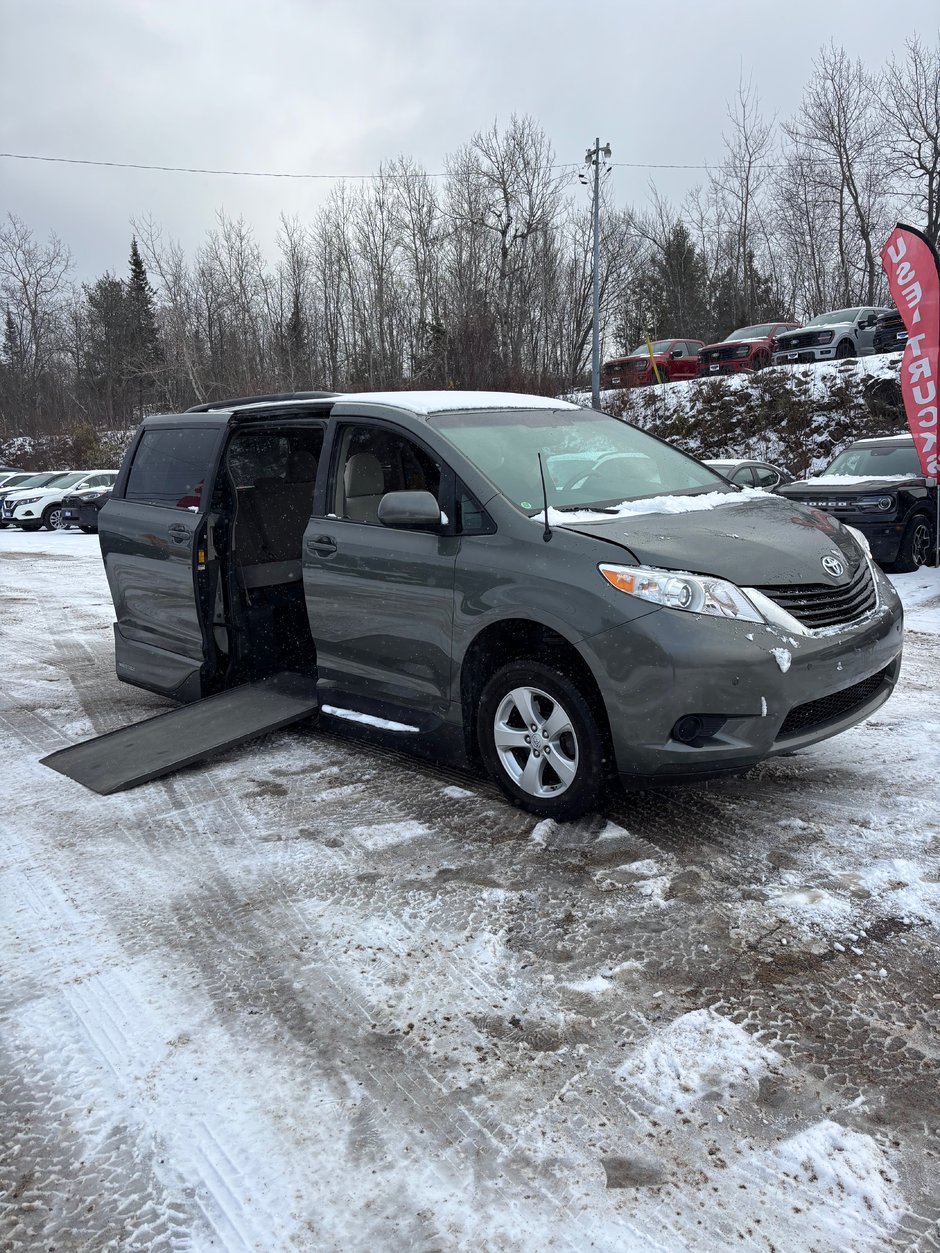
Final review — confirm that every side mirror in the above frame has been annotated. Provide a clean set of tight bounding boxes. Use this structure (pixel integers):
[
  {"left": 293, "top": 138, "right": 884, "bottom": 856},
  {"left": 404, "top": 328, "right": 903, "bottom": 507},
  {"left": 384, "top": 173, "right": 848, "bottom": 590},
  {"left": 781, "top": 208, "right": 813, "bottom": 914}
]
[
  {"left": 670, "top": 348, "right": 683, "bottom": 358},
  {"left": 377, "top": 489, "right": 442, "bottom": 528}
]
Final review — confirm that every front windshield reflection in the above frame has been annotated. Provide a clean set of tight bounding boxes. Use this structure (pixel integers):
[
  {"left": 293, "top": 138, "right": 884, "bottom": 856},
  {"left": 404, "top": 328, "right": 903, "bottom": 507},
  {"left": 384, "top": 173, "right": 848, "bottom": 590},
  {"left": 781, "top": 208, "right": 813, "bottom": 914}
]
[{"left": 432, "top": 409, "right": 730, "bottom": 513}]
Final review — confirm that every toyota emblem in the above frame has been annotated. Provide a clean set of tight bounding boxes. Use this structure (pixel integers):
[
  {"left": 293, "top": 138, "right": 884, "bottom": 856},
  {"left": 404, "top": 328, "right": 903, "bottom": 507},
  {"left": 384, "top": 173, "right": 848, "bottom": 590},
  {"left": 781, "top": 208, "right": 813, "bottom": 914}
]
[{"left": 821, "top": 554, "right": 845, "bottom": 578}]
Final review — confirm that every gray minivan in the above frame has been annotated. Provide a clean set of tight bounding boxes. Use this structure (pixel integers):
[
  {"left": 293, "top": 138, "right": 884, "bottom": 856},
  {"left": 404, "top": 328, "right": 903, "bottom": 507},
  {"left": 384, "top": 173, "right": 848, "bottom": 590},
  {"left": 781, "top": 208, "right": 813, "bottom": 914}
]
[{"left": 98, "top": 391, "right": 903, "bottom": 818}]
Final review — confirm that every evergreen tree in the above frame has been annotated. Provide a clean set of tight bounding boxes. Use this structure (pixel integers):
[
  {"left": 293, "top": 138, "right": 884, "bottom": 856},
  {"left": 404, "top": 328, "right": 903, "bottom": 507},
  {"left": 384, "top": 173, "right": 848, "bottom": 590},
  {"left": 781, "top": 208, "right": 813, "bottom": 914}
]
[
  {"left": 80, "top": 273, "right": 132, "bottom": 426},
  {"left": 126, "top": 237, "right": 160, "bottom": 416}
]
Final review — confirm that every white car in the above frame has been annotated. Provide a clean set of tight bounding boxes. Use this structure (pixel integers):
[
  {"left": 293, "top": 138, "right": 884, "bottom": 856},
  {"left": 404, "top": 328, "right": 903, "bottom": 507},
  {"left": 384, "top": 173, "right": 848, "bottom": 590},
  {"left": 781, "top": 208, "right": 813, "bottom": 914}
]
[{"left": 3, "top": 470, "right": 118, "bottom": 531}]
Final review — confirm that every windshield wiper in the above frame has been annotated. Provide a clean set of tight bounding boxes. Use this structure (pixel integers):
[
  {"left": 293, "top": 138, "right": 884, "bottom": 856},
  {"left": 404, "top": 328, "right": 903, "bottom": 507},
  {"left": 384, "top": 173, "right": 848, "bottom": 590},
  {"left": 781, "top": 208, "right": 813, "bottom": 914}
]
[{"left": 553, "top": 502, "right": 620, "bottom": 513}]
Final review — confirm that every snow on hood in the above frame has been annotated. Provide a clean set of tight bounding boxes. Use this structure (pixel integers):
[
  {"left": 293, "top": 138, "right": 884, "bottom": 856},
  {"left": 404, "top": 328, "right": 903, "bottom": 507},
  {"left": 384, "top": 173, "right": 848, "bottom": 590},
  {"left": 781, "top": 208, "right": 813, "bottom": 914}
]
[
  {"left": 794, "top": 474, "right": 922, "bottom": 487},
  {"left": 546, "top": 485, "right": 771, "bottom": 526}
]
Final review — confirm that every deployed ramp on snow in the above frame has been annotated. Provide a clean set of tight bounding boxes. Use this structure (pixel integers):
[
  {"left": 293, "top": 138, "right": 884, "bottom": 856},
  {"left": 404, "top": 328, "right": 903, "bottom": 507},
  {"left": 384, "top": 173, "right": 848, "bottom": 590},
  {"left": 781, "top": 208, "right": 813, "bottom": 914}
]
[{"left": 42, "top": 671, "right": 319, "bottom": 794}]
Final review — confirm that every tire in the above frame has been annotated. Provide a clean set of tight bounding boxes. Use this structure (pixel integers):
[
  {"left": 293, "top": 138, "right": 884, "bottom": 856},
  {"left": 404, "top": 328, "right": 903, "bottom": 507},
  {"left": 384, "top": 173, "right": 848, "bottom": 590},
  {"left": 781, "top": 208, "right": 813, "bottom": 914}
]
[
  {"left": 79, "top": 524, "right": 96, "bottom": 534},
  {"left": 477, "top": 660, "right": 605, "bottom": 820},
  {"left": 835, "top": 339, "right": 855, "bottom": 359},
  {"left": 41, "top": 504, "right": 63, "bottom": 531},
  {"left": 888, "top": 514, "right": 934, "bottom": 573},
  {"left": 751, "top": 352, "right": 770, "bottom": 371}
]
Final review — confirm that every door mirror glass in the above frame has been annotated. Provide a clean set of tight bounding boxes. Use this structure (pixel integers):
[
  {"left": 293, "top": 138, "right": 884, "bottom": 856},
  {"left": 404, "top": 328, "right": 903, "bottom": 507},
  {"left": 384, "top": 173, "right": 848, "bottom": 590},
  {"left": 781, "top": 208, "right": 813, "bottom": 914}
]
[{"left": 377, "top": 490, "right": 442, "bottom": 528}]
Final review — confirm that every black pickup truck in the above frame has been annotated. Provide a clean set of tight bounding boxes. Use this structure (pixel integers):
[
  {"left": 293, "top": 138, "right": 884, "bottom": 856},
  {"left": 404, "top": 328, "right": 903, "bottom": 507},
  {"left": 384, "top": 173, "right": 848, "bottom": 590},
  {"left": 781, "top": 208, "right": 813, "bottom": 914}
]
[{"left": 778, "top": 434, "right": 936, "bottom": 572}]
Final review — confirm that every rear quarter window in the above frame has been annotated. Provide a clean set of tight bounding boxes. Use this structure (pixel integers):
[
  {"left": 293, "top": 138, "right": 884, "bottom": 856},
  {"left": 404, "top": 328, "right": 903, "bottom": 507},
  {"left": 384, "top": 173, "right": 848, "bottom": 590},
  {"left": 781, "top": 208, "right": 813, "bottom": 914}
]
[{"left": 124, "top": 427, "right": 218, "bottom": 509}]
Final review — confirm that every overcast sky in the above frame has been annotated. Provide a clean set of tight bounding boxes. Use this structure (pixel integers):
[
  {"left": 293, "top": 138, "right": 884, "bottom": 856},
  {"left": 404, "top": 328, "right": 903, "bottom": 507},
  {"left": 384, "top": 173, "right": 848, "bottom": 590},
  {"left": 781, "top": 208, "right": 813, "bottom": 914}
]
[{"left": 1, "top": 0, "right": 936, "bottom": 281}]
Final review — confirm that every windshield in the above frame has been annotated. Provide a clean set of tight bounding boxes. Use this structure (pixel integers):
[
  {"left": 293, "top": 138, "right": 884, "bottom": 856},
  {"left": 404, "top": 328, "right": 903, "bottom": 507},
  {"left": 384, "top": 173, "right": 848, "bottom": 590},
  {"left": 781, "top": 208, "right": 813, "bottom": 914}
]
[
  {"left": 724, "top": 324, "right": 773, "bottom": 341},
  {"left": 628, "top": 340, "right": 672, "bottom": 356},
  {"left": 48, "top": 472, "right": 85, "bottom": 488},
  {"left": 431, "top": 408, "right": 730, "bottom": 512},
  {"left": 805, "top": 308, "right": 861, "bottom": 327},
  {"left": 824, "top": 443, "right": 921, "bottom": 478}
]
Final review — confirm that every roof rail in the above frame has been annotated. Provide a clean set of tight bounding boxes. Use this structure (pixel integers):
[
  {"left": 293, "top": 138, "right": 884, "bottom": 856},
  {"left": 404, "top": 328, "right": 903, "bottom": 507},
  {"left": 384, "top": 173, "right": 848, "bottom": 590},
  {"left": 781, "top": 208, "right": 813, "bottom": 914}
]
[{"left": 185, "top": 390, "right": 339, "bottom": 412}]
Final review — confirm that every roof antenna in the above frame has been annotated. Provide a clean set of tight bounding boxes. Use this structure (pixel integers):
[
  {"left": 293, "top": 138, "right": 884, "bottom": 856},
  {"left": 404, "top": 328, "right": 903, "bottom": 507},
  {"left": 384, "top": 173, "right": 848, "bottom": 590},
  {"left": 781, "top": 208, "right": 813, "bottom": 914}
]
[{"left": 537, "top": 451, "right": 552, "bottom": 542}]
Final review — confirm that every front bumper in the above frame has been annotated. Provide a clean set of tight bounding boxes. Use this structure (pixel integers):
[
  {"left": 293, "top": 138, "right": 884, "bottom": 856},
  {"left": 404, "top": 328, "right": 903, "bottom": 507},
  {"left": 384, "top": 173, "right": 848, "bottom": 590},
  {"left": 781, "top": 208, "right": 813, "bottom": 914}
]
[
  {"left": 699, "top": 359, "right": 753, "bottom": 375},
  {"left": 773, "top": 345, "right": 838, "bottom": 365},
  {"left": 580, "top": 568, "right": 904, "bottom": 785}
]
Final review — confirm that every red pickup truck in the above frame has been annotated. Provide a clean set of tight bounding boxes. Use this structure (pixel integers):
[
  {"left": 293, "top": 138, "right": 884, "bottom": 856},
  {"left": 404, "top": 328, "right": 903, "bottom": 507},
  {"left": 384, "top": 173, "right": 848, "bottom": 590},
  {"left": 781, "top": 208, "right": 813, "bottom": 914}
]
[
  {"left": 600, "top": 338, "right": 704, "bottom": 388},
  {"left": 698, "top": 322, "right": 798, "bottom": 375}
]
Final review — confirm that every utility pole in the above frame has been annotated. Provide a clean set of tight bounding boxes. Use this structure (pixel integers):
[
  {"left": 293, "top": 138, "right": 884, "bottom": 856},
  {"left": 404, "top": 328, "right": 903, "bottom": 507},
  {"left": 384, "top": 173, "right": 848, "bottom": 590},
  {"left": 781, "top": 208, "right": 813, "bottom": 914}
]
[{"left": 583, "top": 139, "right": 612, "bottom": 409}]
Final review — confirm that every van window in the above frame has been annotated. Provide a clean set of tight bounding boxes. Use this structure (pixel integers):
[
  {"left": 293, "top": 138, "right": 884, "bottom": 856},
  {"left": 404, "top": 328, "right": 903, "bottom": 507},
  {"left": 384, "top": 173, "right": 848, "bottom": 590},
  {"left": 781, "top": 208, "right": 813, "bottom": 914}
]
[
  {"left": 333, "top": 425, "right": 441, "bottom": 524},
  {"left": 125, "top": 428, "right": 218, "bottom": 509}
]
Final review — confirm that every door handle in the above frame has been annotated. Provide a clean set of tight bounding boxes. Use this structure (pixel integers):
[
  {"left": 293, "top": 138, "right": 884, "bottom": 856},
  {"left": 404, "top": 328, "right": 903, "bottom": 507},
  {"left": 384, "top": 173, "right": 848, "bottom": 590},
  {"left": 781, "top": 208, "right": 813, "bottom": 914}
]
[
  {"left": 306, "top": 534, "right": 337, "bottom": 557},
  {"left": 168, "top": 523, "right": 190, "bottom": 545}
]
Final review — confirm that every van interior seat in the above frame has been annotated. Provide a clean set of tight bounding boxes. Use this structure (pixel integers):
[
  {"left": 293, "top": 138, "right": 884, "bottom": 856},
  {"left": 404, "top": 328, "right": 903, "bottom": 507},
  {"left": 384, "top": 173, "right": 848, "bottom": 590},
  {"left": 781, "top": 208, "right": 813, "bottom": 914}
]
[
  {"left": 234, "top": 447, "right": 319, "bottom": 590},
  {"left": 343, "top": 452, "right": 385, "bottom": 522}
]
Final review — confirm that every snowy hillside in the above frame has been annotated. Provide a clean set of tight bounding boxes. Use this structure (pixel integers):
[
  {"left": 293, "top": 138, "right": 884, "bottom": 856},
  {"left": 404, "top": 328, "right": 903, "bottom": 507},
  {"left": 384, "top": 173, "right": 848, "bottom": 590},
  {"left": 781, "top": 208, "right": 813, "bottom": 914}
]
[{"left": 569, "top": 353, "right": 907, "bottom": 474}]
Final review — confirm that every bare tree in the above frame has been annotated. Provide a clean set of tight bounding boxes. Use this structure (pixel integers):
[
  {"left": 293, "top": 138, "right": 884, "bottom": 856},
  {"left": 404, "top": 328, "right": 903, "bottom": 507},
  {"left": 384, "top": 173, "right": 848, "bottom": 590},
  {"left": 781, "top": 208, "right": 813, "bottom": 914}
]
[
  {"left": 882, "top": 35, "right": 940, "bottom": 245},
  {"left": 785, "top": 44, "right": 891, "bottom": 305}
]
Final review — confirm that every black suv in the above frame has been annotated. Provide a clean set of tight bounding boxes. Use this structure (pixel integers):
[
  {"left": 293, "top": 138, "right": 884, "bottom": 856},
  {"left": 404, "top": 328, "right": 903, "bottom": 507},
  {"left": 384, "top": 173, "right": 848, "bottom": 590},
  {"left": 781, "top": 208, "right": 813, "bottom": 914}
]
[
  {"left": 778, "top": 434, "right": 936, "bottom": 571},
  {"left": 872, "top": 310, "right": 907, "bottom": 355}
]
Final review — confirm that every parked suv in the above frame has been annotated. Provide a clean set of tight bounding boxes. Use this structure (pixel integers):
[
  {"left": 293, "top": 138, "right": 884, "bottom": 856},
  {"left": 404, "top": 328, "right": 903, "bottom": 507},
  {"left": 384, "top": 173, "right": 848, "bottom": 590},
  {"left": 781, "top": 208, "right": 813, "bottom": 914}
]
[
  {"left": 600, "top": 339, "right": 704, "bottom": 388},
  {"left": 60, "top": 487, "right": 114, "bottom": 533},
  {"left": 872, "top": 309, "right": 906, "bottom": 355},
  {"left": 3, "top": 470, "right": 117, "bottom": 530},
  {"left": 778, "top": 434, "right": 936, "bottom": 572},
  {"left": 698, "top": 322, "right": 798, "bottom": 375},
  {"left": 99, "top": 391, "right": 903, "bottom": 819},
  {"left": 773, "top": 307, "right": 893, "bottom": 364},
  {"left": 0, "top": 471, "right": 69, "bottom": 528}
]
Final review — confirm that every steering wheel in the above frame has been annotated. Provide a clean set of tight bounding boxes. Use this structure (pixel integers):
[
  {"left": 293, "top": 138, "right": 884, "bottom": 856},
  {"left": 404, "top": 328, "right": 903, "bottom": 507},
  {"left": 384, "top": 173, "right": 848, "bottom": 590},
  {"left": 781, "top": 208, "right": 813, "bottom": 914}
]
[{"left": 560, "top": 453, "right": 638, "bottom": 493}]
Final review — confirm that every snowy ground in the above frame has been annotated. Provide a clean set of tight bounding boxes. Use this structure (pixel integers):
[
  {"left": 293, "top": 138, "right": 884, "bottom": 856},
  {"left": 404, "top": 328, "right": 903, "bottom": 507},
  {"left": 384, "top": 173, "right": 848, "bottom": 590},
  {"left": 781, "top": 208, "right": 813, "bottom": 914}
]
[{"left": 2, "top": 527, "right": 939, "bottom": 1252}]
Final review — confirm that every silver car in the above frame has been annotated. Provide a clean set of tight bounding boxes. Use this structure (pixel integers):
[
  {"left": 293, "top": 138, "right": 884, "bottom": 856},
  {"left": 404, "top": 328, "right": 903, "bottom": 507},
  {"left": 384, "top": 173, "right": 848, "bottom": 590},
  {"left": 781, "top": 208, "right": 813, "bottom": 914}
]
[{"left": 772, "top": 307, "right": 894, "bottom": 365}]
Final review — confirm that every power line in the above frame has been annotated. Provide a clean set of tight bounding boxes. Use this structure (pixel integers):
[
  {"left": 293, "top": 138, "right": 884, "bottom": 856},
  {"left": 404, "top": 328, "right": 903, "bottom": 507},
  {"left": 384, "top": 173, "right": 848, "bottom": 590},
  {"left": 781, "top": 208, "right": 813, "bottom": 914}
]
[{"left": 0, "top": 149, "right": 846, "bottom": 180}]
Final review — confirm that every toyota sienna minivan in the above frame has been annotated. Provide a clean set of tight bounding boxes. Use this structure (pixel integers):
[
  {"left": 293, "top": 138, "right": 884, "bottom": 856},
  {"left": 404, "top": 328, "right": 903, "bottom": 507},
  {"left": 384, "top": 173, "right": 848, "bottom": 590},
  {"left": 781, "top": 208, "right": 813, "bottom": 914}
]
[{"left": 98, "top": 391, "right": 904, "bottom": 818}]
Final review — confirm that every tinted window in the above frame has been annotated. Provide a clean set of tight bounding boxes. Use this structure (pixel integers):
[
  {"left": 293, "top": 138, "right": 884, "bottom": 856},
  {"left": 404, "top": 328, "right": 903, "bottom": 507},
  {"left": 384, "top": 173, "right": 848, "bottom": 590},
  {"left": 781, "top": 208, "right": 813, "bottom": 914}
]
[
  {"left": 731, "top": 465, "right": 757, "bottom": 487},
  {"left": 753, "top": 465, "right": 781, "bottom": 488},
  {"left": 125, "top": 428, "right": 218, "bottom": 509},
  {"left": 671, "top": 342, "right": 686, "bottom": 357}
]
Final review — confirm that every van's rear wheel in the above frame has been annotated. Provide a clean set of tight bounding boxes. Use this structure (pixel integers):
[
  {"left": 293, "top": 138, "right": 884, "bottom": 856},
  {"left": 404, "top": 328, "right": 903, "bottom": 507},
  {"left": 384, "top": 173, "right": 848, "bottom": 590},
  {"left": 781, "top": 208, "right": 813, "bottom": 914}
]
[{"left": 478, "top": 660, "right": 604, "bottom": 820}]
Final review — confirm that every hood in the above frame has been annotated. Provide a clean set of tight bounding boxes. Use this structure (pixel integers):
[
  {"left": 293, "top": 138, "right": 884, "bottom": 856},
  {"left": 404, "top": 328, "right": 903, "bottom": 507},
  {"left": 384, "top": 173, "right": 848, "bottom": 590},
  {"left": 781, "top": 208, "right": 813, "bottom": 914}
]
[
  {"left": 779, "top": 475, "right": 925, "bottom": 497},
  {"left": 560, "top": 494, "right": 864, "bottom": 586},
  {"left": 700, "top": 337, "right": 765, "bottom": 352}
]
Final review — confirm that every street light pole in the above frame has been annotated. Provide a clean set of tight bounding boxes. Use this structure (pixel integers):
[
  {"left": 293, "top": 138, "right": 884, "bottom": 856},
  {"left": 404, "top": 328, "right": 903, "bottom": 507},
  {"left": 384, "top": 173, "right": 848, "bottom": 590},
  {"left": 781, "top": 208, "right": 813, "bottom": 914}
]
[{"left": 585, "top": 139, "right": 612, "bottom": 410}]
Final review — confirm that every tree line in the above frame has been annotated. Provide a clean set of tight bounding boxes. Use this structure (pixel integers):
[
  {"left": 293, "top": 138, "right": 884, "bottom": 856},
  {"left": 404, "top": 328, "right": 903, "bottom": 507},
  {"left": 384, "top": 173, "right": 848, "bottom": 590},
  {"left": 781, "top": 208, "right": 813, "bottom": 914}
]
[{"left": 1, "top": 36, "right": 937, "bottom": 438}]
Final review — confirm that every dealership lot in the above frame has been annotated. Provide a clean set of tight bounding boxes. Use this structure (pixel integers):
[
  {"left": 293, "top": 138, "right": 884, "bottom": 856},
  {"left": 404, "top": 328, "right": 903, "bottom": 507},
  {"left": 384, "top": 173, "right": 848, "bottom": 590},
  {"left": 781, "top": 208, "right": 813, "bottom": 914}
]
[{"left": 2, "top": 528, "right": 939, "bottom": 1251}]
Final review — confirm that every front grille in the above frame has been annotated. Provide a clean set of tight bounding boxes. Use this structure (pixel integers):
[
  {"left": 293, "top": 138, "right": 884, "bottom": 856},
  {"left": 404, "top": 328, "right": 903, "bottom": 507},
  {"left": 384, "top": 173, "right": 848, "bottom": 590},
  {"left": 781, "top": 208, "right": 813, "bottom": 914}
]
[
  {"left": 776, "top": 331, "right": 829, "bottom": 351},
  {"left": 778, "top": 667, "right": 890, "bottom": 738},
  {"left": 754, "top": 560, "right": 876, "bottom": 629}
]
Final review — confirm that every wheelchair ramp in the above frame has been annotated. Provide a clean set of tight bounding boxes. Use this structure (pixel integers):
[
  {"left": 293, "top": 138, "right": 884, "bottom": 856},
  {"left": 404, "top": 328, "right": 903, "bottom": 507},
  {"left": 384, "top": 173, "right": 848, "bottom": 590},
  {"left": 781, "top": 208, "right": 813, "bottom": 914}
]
[{"left": 42, "top": 671, "right": 319, "bottom": 794}]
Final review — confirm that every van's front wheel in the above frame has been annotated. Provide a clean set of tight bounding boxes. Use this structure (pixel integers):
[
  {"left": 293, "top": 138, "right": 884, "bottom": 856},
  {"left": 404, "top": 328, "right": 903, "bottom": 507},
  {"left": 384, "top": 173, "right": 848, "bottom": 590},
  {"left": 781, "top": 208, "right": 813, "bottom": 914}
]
[{"left": 478, "top": 660, "right": 604, "bottom": 820}]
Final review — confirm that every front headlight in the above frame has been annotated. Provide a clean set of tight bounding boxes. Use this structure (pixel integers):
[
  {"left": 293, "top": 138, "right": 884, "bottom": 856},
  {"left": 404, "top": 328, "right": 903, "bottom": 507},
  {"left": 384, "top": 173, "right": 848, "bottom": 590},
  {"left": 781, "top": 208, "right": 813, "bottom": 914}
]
[
  {"left": 599, "top": 563, "right": 764, "bottom": 623},
  {"left": 733, "top": 345, "right": 750, "bottom": 358},
  {"left": 12, "top": 495, "right": 41, "bottom": 505}
]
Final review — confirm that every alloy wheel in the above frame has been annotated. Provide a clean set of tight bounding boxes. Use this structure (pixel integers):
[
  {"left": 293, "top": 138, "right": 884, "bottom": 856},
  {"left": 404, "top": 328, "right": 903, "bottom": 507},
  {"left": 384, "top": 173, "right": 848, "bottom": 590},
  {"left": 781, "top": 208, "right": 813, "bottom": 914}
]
[
  {"left": 492, "top": 686, "right": 579, "bottom": 798},
  {"left": 911, "top": 520, "right": 932, "bottom": 567}
]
